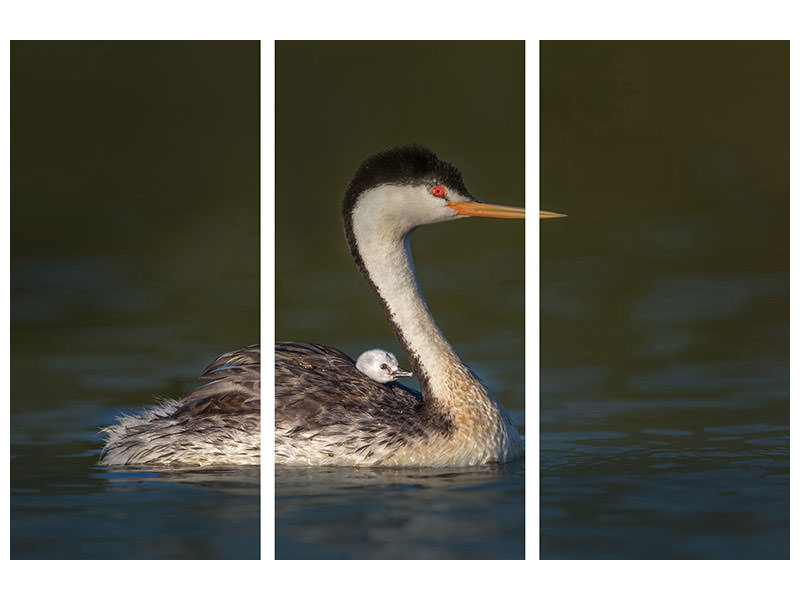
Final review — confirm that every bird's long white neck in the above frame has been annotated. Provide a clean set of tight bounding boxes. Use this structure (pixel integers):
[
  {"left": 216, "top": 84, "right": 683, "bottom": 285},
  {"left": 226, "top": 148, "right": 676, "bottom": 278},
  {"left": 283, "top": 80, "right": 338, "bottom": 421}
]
[{"left": 349, "top": 187, "right": 485, "bottom": 405}]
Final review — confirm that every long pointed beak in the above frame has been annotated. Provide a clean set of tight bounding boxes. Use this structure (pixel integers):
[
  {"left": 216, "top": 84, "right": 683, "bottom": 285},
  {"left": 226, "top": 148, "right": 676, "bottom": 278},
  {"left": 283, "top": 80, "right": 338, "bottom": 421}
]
[
  {"left": 540, "top": 210, "right": 567, "bottom": 219},
  {"left": 392, "top": 368, "right": 413, "bottom": 379},
  {"left": 448, "top": 201, "right": 525, "bottom": 219}
]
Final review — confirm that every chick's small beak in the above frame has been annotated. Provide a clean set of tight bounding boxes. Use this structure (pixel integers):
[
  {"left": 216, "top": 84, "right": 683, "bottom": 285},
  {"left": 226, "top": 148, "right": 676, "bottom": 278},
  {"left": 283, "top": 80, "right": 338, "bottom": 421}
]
[
  {"left": 391, "top": 368, "right": 413, "bottom": 379},
  {"left": 448, "top": 201, "right": 525, "bottom": 219}
]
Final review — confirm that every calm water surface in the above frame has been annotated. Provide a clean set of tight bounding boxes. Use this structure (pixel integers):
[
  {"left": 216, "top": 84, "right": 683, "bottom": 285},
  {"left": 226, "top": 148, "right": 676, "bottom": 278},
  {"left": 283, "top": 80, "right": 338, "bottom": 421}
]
[
  {"left": 11, "top": 257, "right": 260, "bottom": 560},
  {"left": 540, "top": 303, "right": 788, "bottom": 559},
  {"left": 276, "top": 462, "right": 525, "bottom": 560},
  {"left": 11, "top": 42, "right": 260, "bottom": 560},
  {"left": 540, "top": 42, "right": 788, "bottom": 559}
]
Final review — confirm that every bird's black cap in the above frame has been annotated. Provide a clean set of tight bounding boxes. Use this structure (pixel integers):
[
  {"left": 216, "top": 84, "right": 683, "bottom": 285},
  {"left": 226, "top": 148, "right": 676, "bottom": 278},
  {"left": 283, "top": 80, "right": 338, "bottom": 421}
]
[{"left": 343, "top": 145, "right": 472, "bottom": 214}]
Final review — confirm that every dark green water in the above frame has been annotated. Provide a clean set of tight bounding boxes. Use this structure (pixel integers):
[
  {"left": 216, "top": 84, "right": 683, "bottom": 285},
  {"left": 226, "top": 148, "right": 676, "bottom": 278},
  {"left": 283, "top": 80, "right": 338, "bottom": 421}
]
[
  {"left": 275, "top": 42, "right": 526, "bottom": 559},
  {"left": 540, "top": 42, "right": 788, "bottom": 559},
  {"left": 276, "top": 463, "right": 525, "bottom": 559},
  {"left": 11, "top": 42, "right": 260, "bottom": 559}
]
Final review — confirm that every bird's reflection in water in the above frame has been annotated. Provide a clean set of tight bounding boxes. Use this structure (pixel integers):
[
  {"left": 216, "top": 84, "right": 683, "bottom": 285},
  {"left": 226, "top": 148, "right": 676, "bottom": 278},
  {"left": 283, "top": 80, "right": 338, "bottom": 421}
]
[
  {"left": 98, "top": 464, "right": 259, "bottom": 496},
  {"left": 276, "top": 461, "right": 525, "bottom": 559},
  {"left": 276, "top": 462, "right": 524, "bottom": 498}
]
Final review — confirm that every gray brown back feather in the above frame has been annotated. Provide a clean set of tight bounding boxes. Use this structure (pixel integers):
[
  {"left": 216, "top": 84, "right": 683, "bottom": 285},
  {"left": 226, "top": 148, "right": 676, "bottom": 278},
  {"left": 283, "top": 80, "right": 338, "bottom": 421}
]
[
  {"left": 100, "top": 344, "right": 260, "bottom": 466},
  {"left": 275, "top": 342, "right": 451, "bottom": 463},
  {"left": 172, "top": 344, "right": 260, "bottom": 418}
]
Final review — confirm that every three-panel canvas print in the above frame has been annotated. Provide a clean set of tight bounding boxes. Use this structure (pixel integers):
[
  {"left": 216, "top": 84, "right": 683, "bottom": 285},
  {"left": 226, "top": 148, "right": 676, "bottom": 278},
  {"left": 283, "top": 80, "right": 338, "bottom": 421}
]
[{"left": 9, "top": 40, "right": 788, "bottom": 560}]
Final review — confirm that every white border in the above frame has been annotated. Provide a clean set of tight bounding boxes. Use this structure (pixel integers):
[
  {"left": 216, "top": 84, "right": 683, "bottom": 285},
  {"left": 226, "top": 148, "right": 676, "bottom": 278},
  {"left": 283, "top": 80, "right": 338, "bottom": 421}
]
[
  {"left": 2, "top": 1, "right": 796, "bottom": 599},
  {"left": 527, "top": 39, "right": 540, "bottom": 563},
  {"left": 262, "top": 39, "right": 276, "bottom": 563}
]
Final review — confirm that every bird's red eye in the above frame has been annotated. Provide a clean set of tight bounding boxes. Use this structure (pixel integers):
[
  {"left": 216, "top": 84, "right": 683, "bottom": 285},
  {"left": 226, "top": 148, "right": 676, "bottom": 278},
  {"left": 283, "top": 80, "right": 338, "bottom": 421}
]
[
  {"left": 381, "top": 364, "right": 388, "bottom": 370},
  {"left": 431, "top": 186, "right": 445, "bottom": 197}
]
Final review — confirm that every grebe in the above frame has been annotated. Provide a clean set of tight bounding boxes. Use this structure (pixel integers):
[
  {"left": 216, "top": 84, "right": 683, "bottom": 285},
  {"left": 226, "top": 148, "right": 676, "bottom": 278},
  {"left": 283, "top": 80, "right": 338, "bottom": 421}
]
[
  {"left": 356, "top": 349, "right": 413, "bottom": 383},
  {"left": 99, "top": 147, "right": 559, "bottom": 468},
  {"left": 100, "top": 344, "right": 260, "bottom": 466},
  {"left": 276, "top": 144, "right": 531, "bottom": 467}
]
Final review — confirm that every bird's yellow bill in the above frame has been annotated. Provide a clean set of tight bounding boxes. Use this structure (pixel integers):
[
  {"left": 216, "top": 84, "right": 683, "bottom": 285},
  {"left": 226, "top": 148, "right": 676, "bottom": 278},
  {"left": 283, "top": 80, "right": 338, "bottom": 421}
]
[
  {"left": 540, "top": 210, "right": 567, "bottom": 219},
  {"left": 448, "top": 201, "right": 525, "bottom": 219}
]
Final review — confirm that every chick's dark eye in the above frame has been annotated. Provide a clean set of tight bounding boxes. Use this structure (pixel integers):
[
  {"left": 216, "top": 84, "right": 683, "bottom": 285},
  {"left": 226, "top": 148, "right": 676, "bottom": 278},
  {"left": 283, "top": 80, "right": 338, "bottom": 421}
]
[
  {"left": 380, "top": 364, "right": 388, "bottom": 370},
  {"left": 431, "top": 186, "right": 445, "bottom": 197}
]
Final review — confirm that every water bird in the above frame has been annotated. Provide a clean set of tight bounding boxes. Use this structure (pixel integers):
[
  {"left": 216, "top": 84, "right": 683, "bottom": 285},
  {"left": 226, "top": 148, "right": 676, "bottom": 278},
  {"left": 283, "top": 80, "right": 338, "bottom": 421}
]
[
  {"left": 356, "top": 349, "right": 413, "bottom": 383},
  {"left": 100, "top": 345, "right": 260, "bottom": 466},
  {"left": 276, "top": 144, "right": 527, "bottom": 467},
  {"left": 100, "top": 146, "right": 558, "bottom": 468}
]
